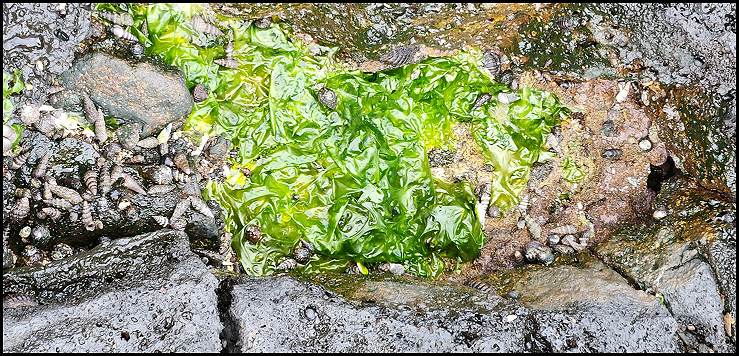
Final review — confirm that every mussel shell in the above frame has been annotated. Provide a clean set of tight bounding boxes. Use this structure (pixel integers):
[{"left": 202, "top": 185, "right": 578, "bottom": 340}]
[
  {"left": 601, "top": 148, "right": 623, "bottom": 160},
  {"left": 379, "top": 45, "right": 420, "bottom": 66},
  {"left": 481, "top": 49, "right": 501, "bottom": 76}
]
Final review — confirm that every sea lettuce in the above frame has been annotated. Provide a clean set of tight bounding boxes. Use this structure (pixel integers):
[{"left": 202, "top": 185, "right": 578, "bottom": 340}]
[{"left": 117, "top": 3, "right": 570, "bottom": 277}]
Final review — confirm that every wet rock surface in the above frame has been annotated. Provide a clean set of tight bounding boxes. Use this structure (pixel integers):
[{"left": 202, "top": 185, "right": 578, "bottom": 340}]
[
  {"left": 595, "top": 177, "right": 735, "bottom": 352},
  {"left": 52, "top": 51, "right": 193, "bottom": 137},
  {"left": 587, "top": 3, "right": 736, "bottom": 95},
  {"left": 2, "top": 3, "right": 93, "bottom": 119},
  {"left": 509, "top": 258, "right": 680, "bottom": 352},
  {"left": 226, "top": 270, "right": 679, "bottom": 352},
  {"left": 2, "top": 230, "right": 222, "bottom": 352}
]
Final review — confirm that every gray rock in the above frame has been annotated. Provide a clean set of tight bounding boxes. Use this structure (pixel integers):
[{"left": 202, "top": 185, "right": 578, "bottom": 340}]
[
  {"left": 512, "top": 259, "right": 680, "bottom": 352},
  {"left": 2, "top": 229, "right": 222, "bottom": 352},
  {"left": 427, "top": 148, "right": 455, "bottom": 167},
  {"left": 229, "top": 275, "right": 526, "bottom": 352},
  {"left": 595, "top": 179, "right": 736, "bottom": 353},
  {"left": 228, "top": 267, "right": 680, "bottom": 352},
  {"left": 54, "top": 51, "right": 193, "bottom": 137},
  {"left": 2, "top": 3, "right": 93, "bottom": 122},
  {"left": 660, "top": 259, "right": 730, "bottom": 352},
  {"left": 706, "top": 237, "right": 736, "bottom": 344}
]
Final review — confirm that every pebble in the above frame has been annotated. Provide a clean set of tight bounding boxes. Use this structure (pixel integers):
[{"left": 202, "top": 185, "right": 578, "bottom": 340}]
[
  {"left": 305, "top": 306, "right": 316, "bottom": 320},
  {"left": 652, "top": 207, "right": 670, "bottom": 220},
  {"left": 638, "top": 137, "right": 653, "bottom": 151}
]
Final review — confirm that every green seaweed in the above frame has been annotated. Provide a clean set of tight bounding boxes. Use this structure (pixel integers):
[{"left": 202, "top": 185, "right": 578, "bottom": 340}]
[
  {"left": 3, "top": 69, "right": 24, "bottom": 123},
  {"left": 561, "top": 155, "right": 586, "bottom": 183},
  {"left": 125, "top": 3, "right": 570, "bottom": 277}
]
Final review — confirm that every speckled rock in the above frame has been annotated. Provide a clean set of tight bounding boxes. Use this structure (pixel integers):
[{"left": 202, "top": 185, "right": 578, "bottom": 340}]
[
  {"left": 228, "top": 269, "right": 680, "bottom": 352},
  {"left": 510, "top": 258, "right": 680, "bottom": 352},
  {"left": 2, "top": 229, "right": 222, "bottom": 352},
  {"left": 53, "top": 51, "right": 193, "bottom": 137}
]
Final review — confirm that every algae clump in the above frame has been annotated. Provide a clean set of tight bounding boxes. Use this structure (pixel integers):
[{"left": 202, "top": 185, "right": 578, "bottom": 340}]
[{"left": 114, "top": 3, "right": 570, "bottom": 277}]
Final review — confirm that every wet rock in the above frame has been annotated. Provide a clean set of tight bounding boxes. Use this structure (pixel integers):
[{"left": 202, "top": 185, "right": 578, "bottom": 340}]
[
  {"left": 529, "top": 161, "right": 553, "bottom": 182},
  {"left": 2, "top": 230, "right": 221, "bottom": 352},
  {"left": 185, "top": 210, "right": 220, "bottom": 251},
  {"left": 2, "top": 3, "right": 93, "bottom": 121},
  {"left": 427, "top": 148, "right": 455, "bottom": 167},
  {"left": 229, "top": 271, "right": 680, "bottom": 352},
  {"left": 54, "top": 51, "right": 194, "bottom": 137},
  {"left": 230, "top": 274, "right": 527, "bottom": 352},
  {"left": 45, "top": 187, "right": 185, "bottom": 247},
  {"left": 645, "top": 89, "right": 735, "bottom": 199},
  {"left": 117, "top": 122, "right": 142, "bottom": 150},
  {"left": 595, "top": 178, "right": 735, "bottom": 353},
  {"left": 706, "top": 238, "right": 737, "bottom": 344},
  {"left": 587, "top": 3, "right": 736, "bottom": 95},
  {"left": 510, "top": 258, "right": 680, "bottom": 352},
  {"left": 13, "top": 131, "right": 100, "bottom": 189}
]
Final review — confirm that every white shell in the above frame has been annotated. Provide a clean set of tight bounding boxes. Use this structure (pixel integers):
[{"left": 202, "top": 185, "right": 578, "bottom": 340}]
[
  {"left": 157, "top": 123, "right": 172, "bottom": 144},
  {"left": 616, "top": 81, "right": 630, "bottom": 102},
  {"left": 111, "top": 25, "right": 138, "bottom": 42},
  {"left": 638, "top": 138, "right": 652, "bottom": 151},
  {"left": 653, "top": 207, "right": 670, "bottom": 220},
  {"left": 153, "top": 215, "right": 169, "bottom": 227},
  {"left": 550, "top": 224, "right": 578, "bottom": 235}
]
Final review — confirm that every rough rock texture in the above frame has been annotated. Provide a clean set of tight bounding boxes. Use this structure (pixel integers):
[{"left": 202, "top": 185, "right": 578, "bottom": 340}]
[
  {"left": 228, "top": 266, "right": 680, "bottom": 352},
  {"left": 509, "top": 258, "right": 681, "bottom": 352},
  {"left": 5, "top": 130, "right": 219, "bottom": 252},
  {"left": 12, "top": 131, "right": 100, "bottom": 189},
  {"left": 588, "top": 3, "right": 736, "bottom": 199},
  {"left": 54, "top": 51, "right": 194, "bottom": 137},
  {"left": 588, "top": 3, "right": 736, "bottom": 95},
  {"left": 2, "top": 229, "right": 222, "bottom": 352},
  {"left": 595, "top": 178, "right": 736, "bottom": 353},
  {"left": 2, "top": 3, "right": 93, "bottom": 118}
]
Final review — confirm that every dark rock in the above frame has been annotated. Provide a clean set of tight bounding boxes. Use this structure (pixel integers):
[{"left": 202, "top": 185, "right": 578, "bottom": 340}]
[
  {"left": 14, "top": 132, "right": 100, "bottom": 189},
  {"left": 46, "top": 187, "right": 185, "bottom": 247},
  {"left": 54, "top": 51, "right": 194, "bottom": 137},
  {"left": 2, "top": 4, "right": 93, "bottom": 122},
  {"left": 117, "top": 122, "right": 142, "bottom": 150},
  {"left": 185, "top": 211, "right": 219, "bottom": 251},
  {"left": 511, "top": 259, "right": 680, "bottom": 352},
  {"left": 2, "top": 230, "right": 221, "bottom": 352},
  {"left": 705, "top": 237, "right": 736, "bottom": 345},
  {"left": 529, "top": 161, "right": 553, "bottom": 182},
  {"left": 228, "top": 269, "right": 680, "bottom": 352},
  {"left": 595, "top": 178, "right": 735, "bottom": 353}
]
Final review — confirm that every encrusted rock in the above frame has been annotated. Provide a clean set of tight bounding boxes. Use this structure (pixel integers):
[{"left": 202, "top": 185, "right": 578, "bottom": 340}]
[{"left": 53, "top": 51, "right": 193, "bottom": 137}]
